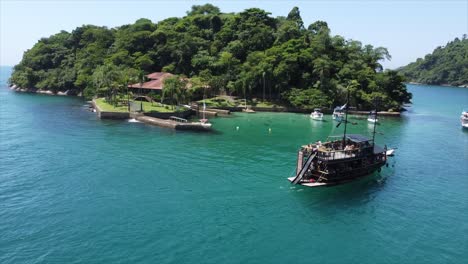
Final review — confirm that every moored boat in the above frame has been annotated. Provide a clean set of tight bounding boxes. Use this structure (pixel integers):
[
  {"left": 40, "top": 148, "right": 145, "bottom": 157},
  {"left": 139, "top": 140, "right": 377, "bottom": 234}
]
[
  {"left": 199, "top": 100, "right": 213, "bottom": 127},
  {"left": 386, "top": 148, "right": 395, "bottom": 156},
  {"left": 310, "top": 108, "right": 323, "bottom": 120},
  {"left": 288, "top": 93, "right": 387, "bottom": 187},
  {"left": 242, "top": 98, "right": 256, "bottom": 113},
  {"left": 242, "top": 108, "right": 256, "bottom": 113},
  {"left": 367, "top": 110, "right": 378, "bottom": 123},
  {"left": 461, "top": 110, "right": 468, "bottom": 128},
  {"left": 332, "top": 106, "right": 345, "bottom": 121},
  {"left": 170, "top": 116, "right": 212, "bottom": 130}
]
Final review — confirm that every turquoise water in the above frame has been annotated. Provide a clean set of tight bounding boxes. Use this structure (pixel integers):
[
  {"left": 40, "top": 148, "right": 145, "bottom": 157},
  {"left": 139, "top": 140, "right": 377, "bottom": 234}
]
[{"left": 1, "top": 65, "right": 467, "bottom": 263}]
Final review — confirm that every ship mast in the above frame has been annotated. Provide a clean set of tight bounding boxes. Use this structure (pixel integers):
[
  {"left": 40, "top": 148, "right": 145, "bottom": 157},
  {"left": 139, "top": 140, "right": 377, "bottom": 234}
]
[
  {"left": 371, "top": 98, "right": 380, "bottom": 147},
  {"left": 342, "top": 89, "right": 350, "bottom": 146}
]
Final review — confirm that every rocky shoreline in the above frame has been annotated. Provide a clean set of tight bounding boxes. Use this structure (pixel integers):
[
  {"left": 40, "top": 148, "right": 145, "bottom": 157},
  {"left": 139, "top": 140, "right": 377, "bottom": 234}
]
[
  {"left": 9, "top": 85, "right": 82, "bottom": 96},
  {"left": 406, "top": 82, "right": 468, "bottom": 88},
  {"left": 10, "top": 84, "right": 402, "bottom": 116}
]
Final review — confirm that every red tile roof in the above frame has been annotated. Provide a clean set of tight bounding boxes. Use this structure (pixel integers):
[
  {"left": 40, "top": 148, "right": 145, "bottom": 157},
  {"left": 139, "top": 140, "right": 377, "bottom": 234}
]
[{"left": 128, "top": 72, "right": 174, "bottom": 90}]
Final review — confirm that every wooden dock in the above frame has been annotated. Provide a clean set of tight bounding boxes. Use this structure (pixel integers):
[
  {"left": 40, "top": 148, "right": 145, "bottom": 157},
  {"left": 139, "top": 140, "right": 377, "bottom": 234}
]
[
  {"left": 198, "top": 110, "right": 218, "bottom": 117},
  {"left": 205, "top": 108, "right": 231, "bottom": 115}
]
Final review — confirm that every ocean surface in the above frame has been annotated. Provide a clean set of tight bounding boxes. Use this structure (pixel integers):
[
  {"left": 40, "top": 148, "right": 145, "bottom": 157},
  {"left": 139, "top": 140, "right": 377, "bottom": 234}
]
[{"left": 1, "top": 65, "right": 467, "bottom": 263}]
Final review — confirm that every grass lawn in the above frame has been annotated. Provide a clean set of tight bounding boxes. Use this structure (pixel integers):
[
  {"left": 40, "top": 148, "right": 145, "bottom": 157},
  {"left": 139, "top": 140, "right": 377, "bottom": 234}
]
[
  {"left": 200, "top": 96, "right": 237, "bottom": 107},
  {"left": 95, "top": 98, "right": 129, "bottom": 112},
  {"left": 140, "top": 101, "right": 180, "bottom": 113},
  {"left": 95, "top": 98, "right": 179, "bottom": 113},
  {"left": 251, "top": 100, "right": 284, "bottom": 108}
]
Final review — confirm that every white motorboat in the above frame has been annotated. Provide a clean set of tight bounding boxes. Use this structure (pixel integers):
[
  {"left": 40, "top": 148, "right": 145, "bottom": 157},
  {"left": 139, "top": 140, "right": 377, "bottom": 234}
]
[
  {"left": 242, "top": 98, "right": 256, "bottom": 113},
  {"left": 461, "top": 110, "right": 468, "bottom": 128},
  {"left": 386, "top": 148, "right": 395, "bottom": 156},
  {"left": 310, "top": 108, "right": 323, "bottom": 120},
  {"left": 332, "top": 106, "right": 344, "bottom": 121},
  {"left": 200, "top": 100, "right": 213, "bottom": 127},
  {"left": 242, "top": 108, "right": 256, "bottom": 113},
  {"left": 367, "top": 111, "right": 378, "bottom": 123},
  {"left": 199, "top": 121, "right": 212, "bottom": 129}
]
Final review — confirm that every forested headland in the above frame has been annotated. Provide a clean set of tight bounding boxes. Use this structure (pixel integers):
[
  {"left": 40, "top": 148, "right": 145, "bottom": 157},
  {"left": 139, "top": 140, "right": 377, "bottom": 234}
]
[
  {"left": 9, "top": 4, "right": 411, "bottom": 111},
  {"left": 399, "top": 36, "right": 468, "bottom": 87}
]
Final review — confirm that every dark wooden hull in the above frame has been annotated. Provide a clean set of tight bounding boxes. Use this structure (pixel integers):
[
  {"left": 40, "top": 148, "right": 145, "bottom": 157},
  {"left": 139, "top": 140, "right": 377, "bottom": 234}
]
[
  {"left": 323, "top": 162, "right": 384, "bottom": 186},
  {"left": 290, "top": 136, "right": 388, "bottom": 187},
  {"left": 290, "top": 160, "right": 386, "bottom": 187}
]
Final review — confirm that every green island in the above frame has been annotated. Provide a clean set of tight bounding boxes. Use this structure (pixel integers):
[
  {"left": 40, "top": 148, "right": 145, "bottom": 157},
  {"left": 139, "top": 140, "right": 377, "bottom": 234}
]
[
  {"left": 9, "top": 4, "right": 412, "bottom": 112},
  {"left": 398, "top": 36, "right": 468, "bottom": 87}
]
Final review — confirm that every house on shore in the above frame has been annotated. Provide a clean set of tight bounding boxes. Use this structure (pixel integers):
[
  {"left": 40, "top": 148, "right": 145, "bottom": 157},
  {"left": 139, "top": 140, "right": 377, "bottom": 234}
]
[
  {"left": 128, "top": 72, "right": 174, "bottom": 94},
  {"left": 128, "top": 72, "right": 206, "bottom": 102}
]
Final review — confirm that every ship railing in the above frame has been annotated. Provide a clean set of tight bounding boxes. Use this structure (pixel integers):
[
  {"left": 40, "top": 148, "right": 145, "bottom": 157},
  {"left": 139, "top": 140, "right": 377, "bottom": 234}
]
[
  {"left": 316, "top": 148, "right": 362, "bottom": 161},
  {"left": 169, "top": 116, "right": 188, "bottom": 123}
]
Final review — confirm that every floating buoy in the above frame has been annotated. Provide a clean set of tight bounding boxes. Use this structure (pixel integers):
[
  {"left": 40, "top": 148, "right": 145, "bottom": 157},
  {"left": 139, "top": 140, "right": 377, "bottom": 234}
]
[
  {"left": 268, "top": 128, "right": 272, "bottom": 133},
  {"left": 236, "top": 126, "right": 239, "bottom": 131}
]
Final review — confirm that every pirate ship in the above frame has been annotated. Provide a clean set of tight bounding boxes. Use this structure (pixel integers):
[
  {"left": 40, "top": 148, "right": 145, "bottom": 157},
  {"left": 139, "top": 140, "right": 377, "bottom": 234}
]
[{"left": 287, "top": 94, "right": 387, "bottom": 187}]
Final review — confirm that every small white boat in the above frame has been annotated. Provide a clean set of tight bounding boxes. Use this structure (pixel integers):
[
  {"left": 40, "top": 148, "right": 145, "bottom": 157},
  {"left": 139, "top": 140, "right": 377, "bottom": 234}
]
[
  {"left": 200, "top": 122, "right": 212, "bottom": 129},
  {"left": 461, "top": 110, "right": 468, "bottom": 128},
  {"left": 170, "top": 116, "right": 212, "bottom": 130},
  {"left": 367, "top": 111, "right": 378, "bottom": 123},
  {"left": 199, "top": 117, "right": 212, "bottom": 128},
  {"left": 199, "top": 100, "right": 212, "bottom": 128},
  {"left": 192, "top": 120, "right": 212, "bottom": 129},
  {"left": 310, "top": 108, "right": 323, "bottom": 120},
  {"left": 332, "top": 107, "right": 344, "bottom": 121},
  {"left": 386, "top": 148, "right": 395, "bottom": 156},
  {"left": 242, "top": 107, "right": 256, "bottom": 113},
  {"left": 242, "top": 98, "right": 256, "bottom": 113},
  {"left": 128, "top": 118, "right": 141, "bottom": 123}
]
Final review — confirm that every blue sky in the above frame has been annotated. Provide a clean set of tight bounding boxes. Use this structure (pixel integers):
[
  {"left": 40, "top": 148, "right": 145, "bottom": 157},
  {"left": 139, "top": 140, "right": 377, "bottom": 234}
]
[{"left": 1, "top": 0, "right": 467, "bottom": 69}]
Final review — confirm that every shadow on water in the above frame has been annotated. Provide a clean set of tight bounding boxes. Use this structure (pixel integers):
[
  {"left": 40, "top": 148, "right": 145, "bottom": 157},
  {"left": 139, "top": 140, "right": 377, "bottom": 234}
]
[{"left": 291, "top": 172, "right": 390, "bottom": 211}]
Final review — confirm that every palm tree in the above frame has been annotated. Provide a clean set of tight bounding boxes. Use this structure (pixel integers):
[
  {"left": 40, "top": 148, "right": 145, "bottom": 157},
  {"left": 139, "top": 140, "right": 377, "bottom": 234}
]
[
  {"left": 363, "top": 45, "right": 391, "bottom": 72},
  {"left": 138, "top": 71, "right": 145, "bottom": 111},
  {"left": 162, "top": 76, "right": 186, "bottom": 110},
  {"left": 120, "top": 69, "right": 136, "bottom": 112}
]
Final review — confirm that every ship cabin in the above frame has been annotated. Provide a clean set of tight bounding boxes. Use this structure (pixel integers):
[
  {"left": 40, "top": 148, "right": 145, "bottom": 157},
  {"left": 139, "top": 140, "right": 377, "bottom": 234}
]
[{"left": 301, "top": 134, "right": 386, "bottom": 163}]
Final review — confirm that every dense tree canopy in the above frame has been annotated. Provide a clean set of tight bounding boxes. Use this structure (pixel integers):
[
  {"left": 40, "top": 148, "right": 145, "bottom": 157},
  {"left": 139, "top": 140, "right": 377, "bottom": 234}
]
[
  {"left": 10, "top": 4, "right": 411, "bottom": 110},
  {"left": 399, "top": 36, "right": 468, "bottom": 87}
]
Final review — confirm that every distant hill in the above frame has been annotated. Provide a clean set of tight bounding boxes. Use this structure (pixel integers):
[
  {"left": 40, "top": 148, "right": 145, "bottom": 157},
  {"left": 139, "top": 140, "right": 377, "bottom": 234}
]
[{"left": 399, "top": 36, "right": 468, "bottom": 87}]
